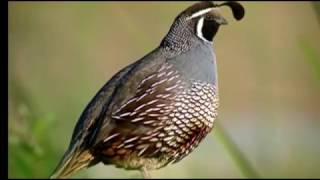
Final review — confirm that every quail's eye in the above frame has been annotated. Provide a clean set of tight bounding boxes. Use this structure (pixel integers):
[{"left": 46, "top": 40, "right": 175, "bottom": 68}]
[{"left": 204, "top": 14, "right": 211, "bottom": 19}]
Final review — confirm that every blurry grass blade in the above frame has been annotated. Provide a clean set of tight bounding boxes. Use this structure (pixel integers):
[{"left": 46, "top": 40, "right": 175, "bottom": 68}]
[
  {"left": 32, "top": 113, "right": 55, "bottom": 142},
  {"left": 213, "top": 122, "right": 260, "bottom": 178},
  {"left": 299, "top": 39, "right": 320, "bottom": 85},
  {"left": 12, "top": 148, "right": 35, "bottom": 177},
  {"left": 9, "top": 76, "right": 38, "bottom": 121},
  {"left": 311, "top": 1, "right": 320, "bottom": 24}
]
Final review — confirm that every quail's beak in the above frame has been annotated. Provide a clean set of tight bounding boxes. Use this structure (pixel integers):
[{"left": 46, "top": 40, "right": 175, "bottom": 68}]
[
  {"left": 215, "top": 15, "right": 228, "bottom": 25},
  {"left": 210, "top": 8, "right": 228, "bottom": 25}
]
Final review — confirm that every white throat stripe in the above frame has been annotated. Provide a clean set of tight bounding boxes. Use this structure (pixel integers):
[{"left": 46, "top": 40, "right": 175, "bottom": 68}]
[
  {"left": 196, "top": 17, "right": 212, "bottom": 44},
  {"left": 188, "top": 8, "right": 213, "bottom": 19}
]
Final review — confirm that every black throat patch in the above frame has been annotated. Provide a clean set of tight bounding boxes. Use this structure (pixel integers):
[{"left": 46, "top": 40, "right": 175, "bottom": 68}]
[{"left": 201, "top": 19, "right": 219, "bottom": 42}]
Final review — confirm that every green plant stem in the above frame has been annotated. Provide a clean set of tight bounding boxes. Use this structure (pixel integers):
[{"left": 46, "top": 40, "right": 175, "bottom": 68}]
[
  {"left": 213, "top": 122, "right": 260, "bottom": 178},
  {"left": 299, "top": 39, "right": 320, "bottom": 85},
  {"left": 311, "top": 1, "right": 320, "bottom": 24}
]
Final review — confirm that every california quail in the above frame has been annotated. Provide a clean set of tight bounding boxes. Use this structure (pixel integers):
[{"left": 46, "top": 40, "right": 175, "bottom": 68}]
[{"left": 50, "top": 1, "right": 245, "bottom": 178}]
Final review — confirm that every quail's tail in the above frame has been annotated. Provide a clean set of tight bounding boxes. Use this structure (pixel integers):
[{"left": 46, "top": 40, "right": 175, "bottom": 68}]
[{"left": 50, "top": 149, "right": 95, "bottom": 179}]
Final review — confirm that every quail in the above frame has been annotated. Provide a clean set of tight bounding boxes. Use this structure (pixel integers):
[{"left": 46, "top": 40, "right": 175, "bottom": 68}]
[{"left": 50, "top": 1, "right": 245, "bottom": 179}]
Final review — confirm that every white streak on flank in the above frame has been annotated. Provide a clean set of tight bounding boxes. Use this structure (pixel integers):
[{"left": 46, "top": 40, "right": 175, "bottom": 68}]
[
  {"left": 146, "top": 99, "right": 159, "bottom": 105},
  {"left": 126, "top": 97, "right": 137, "bottom": 105},
  {"left": 119, "top": 112, "right": 131, "bottom": 117},
  {"left": 151, "top": 78, "right": 168, "bottom": 88},
  {"left": 139, "top": 112, "right": 148, "bottom": 116},
  {"left": 156, "top": 104, "right": 167, "bottom": 108},
  {"left": 141, "top": 135, "right": 152, "bottom": 140},
  {"left": 165, "top": 84, "right": 179, "bottom": 91},
  {"left": 166, "top": 64, "right": 173, "bottom": 70},
  {"left": 138, "top": 145, "right": 149, "bottom": 156},
  {"left": 155, "top": 94, "right": 163, "bottom": 98},
  {"left": 136, "top": 92, "right": 148, "bottom": 102},
  {"left": 158, "top": 65, "right": 166, "bottom": 72},
  {"left": 166, "top": 71, "right": 174, "bottom": 76},
  {"left": 146, "top": 107, "right": 161, "bottom": 113},
  {"left": 116, "top": 97, "right": 137, "bottom": 113},
  {"left": 135, "top": 104, "right": 147, "bottom": 112},
  {"left": 150, "top": 148, "right": 160, "bottom": 156},
  {"left": 140, "top": 74, "right": 155, "bottom": 86},
  {"left": 124, "top": 144, "right": 135, "bottom": 148},
  {"left": 196, "top": 17, "right": 212, "bottom": 44},
  {"left": 148, "top": 113, "right": 160, "bottom": 117},
  {"left": 146, "top": 87, "right": 154, "bottom": 93},
  {"left": 162, "top": 94, "right": 171, "bottom": 99},
  {"left": 124, "top": 136, "right": 139, "bottom": 144},
  {"left": 143, "top": 120, "right": 155, "bottom": 125},
  {"left": 130, "top": 111, "right": 137, "bottom": 116},
  {"left": 150, "top": 137, "right": 158, "bottom": 142},
  {"left": 149, "top": 89, "right": 156, "bottom": 95},
  {"left": 103, "top": 133, "right": 120, "bottom": 142},
  {"left": 188, "top": 8, "right": 213, "bottom": 19},
  {"left": 112, "top": 115, "right": 121, "bottom": 120},
  {"left": 117, "top": 143, "right": 124, "bottom": 149},
  {"left": 131, "top": 117, "right": 144, "bottom": 123},
  {"left": 167, "top": 76, "right": 176, "bottom": 82},
  {"left": 154, "top": 126, "right": 163, "bottom": 132},
  {"left": 157, "top": 71, "right": 166, "bottom": 78}
]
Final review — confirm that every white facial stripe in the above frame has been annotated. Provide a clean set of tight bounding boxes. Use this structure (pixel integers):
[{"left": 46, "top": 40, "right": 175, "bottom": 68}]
[
  {"left": 188, "top": 8, "right": 213, "bottom": 19},
  {"left": 196, "top": 17, "right": 212, "bottom": 43}
]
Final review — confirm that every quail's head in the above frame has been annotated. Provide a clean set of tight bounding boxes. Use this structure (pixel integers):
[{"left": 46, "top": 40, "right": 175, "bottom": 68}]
[{"left": 161, "top": 1, "right": 245, "bottom": 50}]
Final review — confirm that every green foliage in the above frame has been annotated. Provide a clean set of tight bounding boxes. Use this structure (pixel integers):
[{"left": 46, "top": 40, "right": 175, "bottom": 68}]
[
  {"left": 9, "top": 78, "right": 59, "bottom": 178},
  {"left": 312, "top": 2, "right": 320, "bottom": 23},
  {"left": 299, "top": 39, "right": 320, "bottom": 85}
]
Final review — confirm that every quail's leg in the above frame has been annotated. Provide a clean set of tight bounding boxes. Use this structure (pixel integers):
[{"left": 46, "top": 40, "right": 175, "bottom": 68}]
[{"left": 141, "top": 167, "right": 151, "bottom": 179}]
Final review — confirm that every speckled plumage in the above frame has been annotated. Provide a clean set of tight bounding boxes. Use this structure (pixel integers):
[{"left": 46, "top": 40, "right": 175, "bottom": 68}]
[
  {"left": 51, "top": 1, "right": 244, "bottom": 178},
  {"left": 92, "top": 63, "right": 219, "bottom": 171}
]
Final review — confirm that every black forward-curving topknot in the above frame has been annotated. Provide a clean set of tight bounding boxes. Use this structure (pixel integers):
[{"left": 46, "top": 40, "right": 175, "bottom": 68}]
[
  {"left": 182, "top": 1, "right": 245, "bottom": 21},
  {"left": 217, "top": 1, "right": 245, "bottom": 21}
]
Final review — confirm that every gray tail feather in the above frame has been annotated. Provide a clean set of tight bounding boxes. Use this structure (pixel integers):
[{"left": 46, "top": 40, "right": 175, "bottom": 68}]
[{"left": 50, "top": 149, "right": 95, "bottom": 179}]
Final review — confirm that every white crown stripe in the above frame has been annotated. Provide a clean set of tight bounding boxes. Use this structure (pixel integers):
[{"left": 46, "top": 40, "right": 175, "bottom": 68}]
[{"left": 188, "top": 8, "right": 213, "bottom": 19}]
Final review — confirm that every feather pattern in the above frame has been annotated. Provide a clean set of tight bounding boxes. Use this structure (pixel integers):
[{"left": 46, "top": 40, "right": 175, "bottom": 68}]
[{"left": 91, "top": 63, "right": 219, "bottom": 170}]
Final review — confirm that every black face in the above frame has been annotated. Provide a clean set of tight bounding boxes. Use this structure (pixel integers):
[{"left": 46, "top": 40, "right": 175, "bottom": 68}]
[
  {"left": 199, "top": 14, "right": 223, "bottom": 43},
  {"left": 201, "top": 19, "right": 219, "bottom": 42},
  {"left": 190, "top": 11, "right": 226, "bottom": 43},
  {"left": 182, "top": 1, "right": 244, "bottom": 43}
]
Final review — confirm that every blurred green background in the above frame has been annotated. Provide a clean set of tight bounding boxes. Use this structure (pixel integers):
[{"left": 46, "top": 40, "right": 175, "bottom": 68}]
[{"left": 8, "top": 1, "right": 320, "bottom": 178}]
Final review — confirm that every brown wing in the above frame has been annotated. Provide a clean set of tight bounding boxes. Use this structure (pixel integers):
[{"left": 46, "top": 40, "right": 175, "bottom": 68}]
[
  {"left": 112, "top": 63, "right": 184, "bottom": 125},
  {"left": 92, "top": 63, "right": 219, "bottom": 167},
  {"left": 92, "top": 63, "right": 185, "bottom": 160}
]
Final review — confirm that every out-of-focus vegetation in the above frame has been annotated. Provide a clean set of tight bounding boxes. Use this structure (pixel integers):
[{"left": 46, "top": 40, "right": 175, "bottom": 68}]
[{"left": 9, "top": 2, "right": 320, "bottom": 178}]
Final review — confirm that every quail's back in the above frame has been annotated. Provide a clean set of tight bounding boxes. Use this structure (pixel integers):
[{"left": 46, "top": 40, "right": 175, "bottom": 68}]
[{"left": 51, "top": 1, "right": 245, "bottom": 178}]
